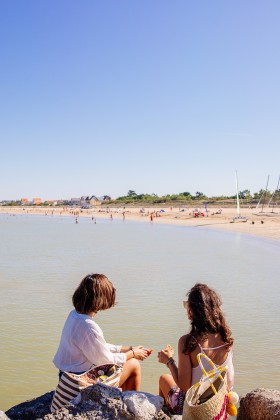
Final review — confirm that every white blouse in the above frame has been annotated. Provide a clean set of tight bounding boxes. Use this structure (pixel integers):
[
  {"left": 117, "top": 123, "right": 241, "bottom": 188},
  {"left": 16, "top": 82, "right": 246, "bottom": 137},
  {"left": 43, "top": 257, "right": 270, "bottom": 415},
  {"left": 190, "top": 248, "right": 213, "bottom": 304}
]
[{"left": 53, "top": 310, "right": 126, "bottom": 372}]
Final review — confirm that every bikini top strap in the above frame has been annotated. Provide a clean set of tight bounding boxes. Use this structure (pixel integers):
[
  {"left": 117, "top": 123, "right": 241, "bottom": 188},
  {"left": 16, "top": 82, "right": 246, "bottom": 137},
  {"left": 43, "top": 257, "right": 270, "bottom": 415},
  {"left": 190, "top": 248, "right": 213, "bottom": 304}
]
[{"left": 201, "top": 343, "right": 228, "bottom": 351}]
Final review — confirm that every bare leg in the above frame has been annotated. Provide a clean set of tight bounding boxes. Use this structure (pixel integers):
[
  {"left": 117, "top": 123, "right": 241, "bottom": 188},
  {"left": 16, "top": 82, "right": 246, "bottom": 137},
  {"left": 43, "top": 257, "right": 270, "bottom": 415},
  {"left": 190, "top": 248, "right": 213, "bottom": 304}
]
[
  {"left": 159, "top": 373, "right": 177, "bottom": 402},
  {"left": 119, "top": 359, "right": 141, "bottom": 391}
]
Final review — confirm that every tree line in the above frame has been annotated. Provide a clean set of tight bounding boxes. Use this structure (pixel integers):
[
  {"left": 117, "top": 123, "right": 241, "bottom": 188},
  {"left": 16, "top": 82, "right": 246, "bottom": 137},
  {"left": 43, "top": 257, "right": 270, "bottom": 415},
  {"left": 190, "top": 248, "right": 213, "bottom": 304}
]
[
  {"left": 2, "top": 188, "right": 280, "bottom": 206},
  {"left": 111, "top": 189, "right": 280, "bottom": 205}
]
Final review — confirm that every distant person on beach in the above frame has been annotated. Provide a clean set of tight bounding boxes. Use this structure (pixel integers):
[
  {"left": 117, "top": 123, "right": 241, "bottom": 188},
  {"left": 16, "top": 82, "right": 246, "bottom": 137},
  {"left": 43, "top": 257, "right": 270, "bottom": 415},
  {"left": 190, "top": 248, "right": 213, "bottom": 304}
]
[
  {"left": 157, "top": 283, "right": 234, "bottom": 415},
  {"left": 53, "top": 273, "right": 152, "bottom": 393}
]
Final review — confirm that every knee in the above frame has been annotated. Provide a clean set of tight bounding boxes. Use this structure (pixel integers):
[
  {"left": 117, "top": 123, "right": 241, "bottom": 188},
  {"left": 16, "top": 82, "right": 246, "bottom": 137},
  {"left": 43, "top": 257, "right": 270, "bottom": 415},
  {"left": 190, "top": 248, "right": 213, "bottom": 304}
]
[
  {"left": 159, "top": 373, "right": 171, "bottom": 386},
  {"left": 129, "top": 358, "right": 141, "bottom": 374}
]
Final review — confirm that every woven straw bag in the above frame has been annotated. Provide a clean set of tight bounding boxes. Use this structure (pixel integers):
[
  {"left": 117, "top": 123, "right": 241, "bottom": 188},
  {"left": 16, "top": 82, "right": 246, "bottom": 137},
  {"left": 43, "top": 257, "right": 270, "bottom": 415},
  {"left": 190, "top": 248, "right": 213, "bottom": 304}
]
[
  {"left": 183, "top": 353, "right": 229, "bottom": 420},
  {"left": 51, "top": 363, "right": 123, "bottom": 413}
]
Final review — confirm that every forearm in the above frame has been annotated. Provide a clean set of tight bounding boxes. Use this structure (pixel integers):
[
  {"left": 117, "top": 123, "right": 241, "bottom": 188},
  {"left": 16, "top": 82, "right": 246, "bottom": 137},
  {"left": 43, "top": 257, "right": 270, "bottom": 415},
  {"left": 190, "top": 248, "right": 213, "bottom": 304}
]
[
  {"left": 121, "top": 345, "right": 149, "bottom": 361},
  {"left": 120, "top": 346, "right": 131, "bottom": 353},
  {"left": 120, "top": 345, "right": 135, "bottom": 360},
  {"left": 169, "top": 357, "right": 191, "bottom": 391},
  {"left": 85, "top": 336, "right": 126, "bottom": 365},
  {"left": 107, "top": 344, "right": 133, "bottom": 357},
  {"left": 166, "top": 357, "right": 179, "bottom": 385}
]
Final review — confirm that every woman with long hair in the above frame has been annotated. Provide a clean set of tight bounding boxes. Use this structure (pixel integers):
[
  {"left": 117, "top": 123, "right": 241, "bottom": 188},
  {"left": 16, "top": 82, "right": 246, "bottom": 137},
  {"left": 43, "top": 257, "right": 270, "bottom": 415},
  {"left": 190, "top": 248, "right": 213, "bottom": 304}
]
[{"left": 157, "top": 283, "right": 234, "bottom": 415}]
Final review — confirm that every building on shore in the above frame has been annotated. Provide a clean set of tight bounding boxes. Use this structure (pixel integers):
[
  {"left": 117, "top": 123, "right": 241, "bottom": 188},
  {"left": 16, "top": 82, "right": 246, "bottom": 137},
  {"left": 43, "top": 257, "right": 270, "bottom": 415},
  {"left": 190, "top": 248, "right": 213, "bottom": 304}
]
[
  {"left": 70, "top": 198, "right": 81, "bottom": 206},
  {"left": 89, "top": 196, "right": 101, "bottom": 206},
  {"left": 32, "top": 198, "right": 42, "bottom": 205},
  {"left": 78, "top": 196, "right": 102, "bottom": 208}
]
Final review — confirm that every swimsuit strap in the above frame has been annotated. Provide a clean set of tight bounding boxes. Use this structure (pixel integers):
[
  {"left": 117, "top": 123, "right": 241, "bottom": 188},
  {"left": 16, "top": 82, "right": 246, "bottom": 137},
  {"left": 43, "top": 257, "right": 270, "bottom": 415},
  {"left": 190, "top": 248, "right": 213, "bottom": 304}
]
[{"left": 199, "top": 343, "right": 228, "bottom": 351}]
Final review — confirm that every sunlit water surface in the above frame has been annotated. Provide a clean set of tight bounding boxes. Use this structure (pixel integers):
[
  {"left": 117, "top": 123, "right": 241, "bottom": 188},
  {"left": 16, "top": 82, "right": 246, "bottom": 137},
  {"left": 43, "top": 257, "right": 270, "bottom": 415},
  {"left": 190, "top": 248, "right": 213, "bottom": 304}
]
[{"left": 0, "top": 213, "right": 279, "bottom": 411}]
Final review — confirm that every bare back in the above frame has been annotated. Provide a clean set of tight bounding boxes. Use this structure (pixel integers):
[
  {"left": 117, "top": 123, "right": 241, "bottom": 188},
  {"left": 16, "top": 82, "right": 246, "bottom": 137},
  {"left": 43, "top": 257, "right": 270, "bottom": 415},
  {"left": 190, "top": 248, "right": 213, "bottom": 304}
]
[{"left": 190, "top": 333, "right": 230, "bottom": 368}]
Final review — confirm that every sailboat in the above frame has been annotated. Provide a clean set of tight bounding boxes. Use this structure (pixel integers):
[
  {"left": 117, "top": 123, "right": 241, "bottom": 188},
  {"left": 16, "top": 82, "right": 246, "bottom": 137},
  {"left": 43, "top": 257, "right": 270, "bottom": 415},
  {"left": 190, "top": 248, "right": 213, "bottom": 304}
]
[
  {"left": 268, "top": 175, "right": 280, "bottom": 213},
  {"left": 256, "top": 174, "right": 280, "bottom": 215},
  {"left": 256, "top": 175, "right": 270, "bottom": 212},
  {"left": 231, "top": 171, "right": 248, "bottom": 223}
]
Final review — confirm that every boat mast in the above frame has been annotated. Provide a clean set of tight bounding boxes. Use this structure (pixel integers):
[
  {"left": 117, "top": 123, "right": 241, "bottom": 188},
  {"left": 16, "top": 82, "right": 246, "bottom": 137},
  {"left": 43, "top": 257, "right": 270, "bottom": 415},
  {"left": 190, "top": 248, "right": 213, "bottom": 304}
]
[
  {"left": 269, "top": 175, "right": 280, "bottom": 212},
  {"left": 261, "top": 175, "right": 270, "bottom": 213},
  {"left": 256, "top": 191, "right": 264, "bottom": 209},
  {"left": 235, "top": 170, "right": 240, "bottom": 216}
]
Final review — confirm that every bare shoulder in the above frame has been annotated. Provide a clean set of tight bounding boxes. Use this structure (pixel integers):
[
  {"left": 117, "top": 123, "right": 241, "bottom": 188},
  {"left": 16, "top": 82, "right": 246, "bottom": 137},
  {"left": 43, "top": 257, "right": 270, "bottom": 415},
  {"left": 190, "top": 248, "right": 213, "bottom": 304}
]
[{"left": 178, "top": 333, "right": 190, "bottom": 351}]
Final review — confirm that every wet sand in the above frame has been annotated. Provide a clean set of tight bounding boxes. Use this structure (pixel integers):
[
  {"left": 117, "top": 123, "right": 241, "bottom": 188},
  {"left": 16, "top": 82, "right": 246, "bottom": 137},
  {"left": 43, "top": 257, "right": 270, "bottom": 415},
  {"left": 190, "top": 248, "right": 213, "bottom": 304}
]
[{"left": 1, "top": 205, "right": 280, "bottom": 241}]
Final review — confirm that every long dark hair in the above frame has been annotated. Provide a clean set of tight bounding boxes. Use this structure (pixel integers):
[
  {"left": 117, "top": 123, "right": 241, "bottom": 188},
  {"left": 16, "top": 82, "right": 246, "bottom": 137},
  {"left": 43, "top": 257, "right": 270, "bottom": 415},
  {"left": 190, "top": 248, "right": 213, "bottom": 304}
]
[{"left": 183, "top": 283, "right": 233, "bottom": 354}]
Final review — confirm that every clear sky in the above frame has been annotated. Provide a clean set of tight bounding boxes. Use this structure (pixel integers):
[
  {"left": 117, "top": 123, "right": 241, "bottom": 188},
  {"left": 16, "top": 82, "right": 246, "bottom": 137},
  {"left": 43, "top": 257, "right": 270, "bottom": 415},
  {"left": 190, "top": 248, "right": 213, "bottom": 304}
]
[{"left": 1, "top": 1, "right": 279, "bottom": 200}]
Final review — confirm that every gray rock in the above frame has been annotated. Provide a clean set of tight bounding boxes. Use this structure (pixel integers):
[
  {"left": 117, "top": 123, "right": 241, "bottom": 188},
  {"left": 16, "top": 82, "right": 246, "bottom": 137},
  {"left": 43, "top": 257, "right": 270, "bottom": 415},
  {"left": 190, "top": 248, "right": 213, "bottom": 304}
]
[
  {"left": 5, "top": 384, "right": 171, "bottom": 419},
  {"left": 237, "top": 388, "right": 280, "bottom": 420},
  {"left": 5, "top": 391, "right": 54, "bottom": 419},
  {"left": 122, "top": 391, "right": 164, "bottom": 419}
]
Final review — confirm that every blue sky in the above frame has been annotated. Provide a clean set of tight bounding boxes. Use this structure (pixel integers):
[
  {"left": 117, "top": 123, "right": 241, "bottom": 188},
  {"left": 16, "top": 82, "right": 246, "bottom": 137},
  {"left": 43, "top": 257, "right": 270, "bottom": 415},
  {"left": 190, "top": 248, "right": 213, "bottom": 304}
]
[{"left": 0, "top": 1, "right": 279, "bottom": 200}]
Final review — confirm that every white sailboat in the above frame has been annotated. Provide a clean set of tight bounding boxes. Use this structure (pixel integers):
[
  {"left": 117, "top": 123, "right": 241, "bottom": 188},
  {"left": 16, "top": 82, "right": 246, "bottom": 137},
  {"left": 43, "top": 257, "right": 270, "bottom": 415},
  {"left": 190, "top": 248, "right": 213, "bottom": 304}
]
[
  {"left": 256, "top": 174, "right": 280, "bottom": 215},
  {"left": 268, "top": 175, "right": 280, "bottom": 213},
  {"left": 256, "top": 175, "right": 270, "bottom": 212},
  {"left": 231, "top": 171, "right": 248, "bottom": 223}
]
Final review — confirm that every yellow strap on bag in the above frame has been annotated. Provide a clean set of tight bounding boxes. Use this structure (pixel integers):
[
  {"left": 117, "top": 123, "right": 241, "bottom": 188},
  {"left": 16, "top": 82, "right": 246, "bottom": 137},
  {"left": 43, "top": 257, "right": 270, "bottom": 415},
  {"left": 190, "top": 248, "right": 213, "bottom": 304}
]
[
  {"left": 185, "top": 352, "right": 228, "bottom": 408},
  {"left": 183, "top": 353, "right": 229, "bottom": 419},
  {"left": 196, "top": 352, "right": 227, "bottom": 395}
]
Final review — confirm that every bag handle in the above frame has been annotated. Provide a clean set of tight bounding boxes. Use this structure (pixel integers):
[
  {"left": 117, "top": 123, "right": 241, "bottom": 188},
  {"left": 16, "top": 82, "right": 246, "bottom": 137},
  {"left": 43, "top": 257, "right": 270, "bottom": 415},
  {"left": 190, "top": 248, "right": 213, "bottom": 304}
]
[{"left": 196, "top": 353, "right": 228, "bottom": 395}]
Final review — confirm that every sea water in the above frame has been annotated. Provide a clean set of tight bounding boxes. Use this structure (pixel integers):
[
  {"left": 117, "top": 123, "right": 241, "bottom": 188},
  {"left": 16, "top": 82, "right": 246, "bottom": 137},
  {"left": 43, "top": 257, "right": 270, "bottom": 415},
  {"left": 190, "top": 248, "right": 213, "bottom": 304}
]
[{"left": 0, "top": 213, "right": 279, "bottom": 411}]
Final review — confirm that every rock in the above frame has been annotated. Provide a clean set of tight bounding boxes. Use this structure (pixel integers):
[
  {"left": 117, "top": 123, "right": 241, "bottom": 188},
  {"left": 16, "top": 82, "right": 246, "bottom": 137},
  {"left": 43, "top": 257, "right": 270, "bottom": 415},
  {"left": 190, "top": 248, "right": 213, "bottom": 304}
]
[
  {"left": 237, "top": 388, "right": 280, "bottom": 420},
  {"left": 5, "top": 383, "right": 171, "bottom": 420},
  {"left": 5, "top": 391, "right": 54, "bottom": 419},
  {"left": 122, "top": 391, "right": 164, "bottom": 419},
  {"left": 7, "top": 386, "right": 280, "bottom": 420},
  {"left": 61, "top": 383, "right": 132, "bottom": 419}
]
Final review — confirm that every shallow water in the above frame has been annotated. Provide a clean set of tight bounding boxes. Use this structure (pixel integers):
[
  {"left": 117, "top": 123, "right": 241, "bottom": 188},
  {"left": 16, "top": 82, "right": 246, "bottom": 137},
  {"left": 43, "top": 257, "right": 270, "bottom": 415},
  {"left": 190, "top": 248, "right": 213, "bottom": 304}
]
[{"left": 0, "top": 213, "right": 279, "bottom": 411}]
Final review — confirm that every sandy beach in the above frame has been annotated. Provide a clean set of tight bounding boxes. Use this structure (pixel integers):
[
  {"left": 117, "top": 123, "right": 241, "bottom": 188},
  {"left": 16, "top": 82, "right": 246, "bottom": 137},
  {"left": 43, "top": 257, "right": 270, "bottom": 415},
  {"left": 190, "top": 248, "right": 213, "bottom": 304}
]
[{"left": 1, "top": 205, "right": 280, "bottom": 241}]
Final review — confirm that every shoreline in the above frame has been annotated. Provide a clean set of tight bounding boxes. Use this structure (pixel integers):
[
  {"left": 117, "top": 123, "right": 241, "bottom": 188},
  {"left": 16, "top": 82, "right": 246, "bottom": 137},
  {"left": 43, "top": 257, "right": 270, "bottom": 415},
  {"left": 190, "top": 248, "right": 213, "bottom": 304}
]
[{"left": 1, "top": 205, "right": 280, "bottom": 241}]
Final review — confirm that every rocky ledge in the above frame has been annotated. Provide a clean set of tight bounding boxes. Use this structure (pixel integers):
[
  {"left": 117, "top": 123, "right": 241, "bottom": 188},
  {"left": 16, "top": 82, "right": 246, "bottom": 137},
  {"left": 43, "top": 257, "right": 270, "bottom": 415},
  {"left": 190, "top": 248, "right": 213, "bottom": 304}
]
[
  {"left": 2, "top": 385, "right": 280, "bottom": 419},
  {"left": 2, "top": 383, "right": 179, "bottom": 420}
]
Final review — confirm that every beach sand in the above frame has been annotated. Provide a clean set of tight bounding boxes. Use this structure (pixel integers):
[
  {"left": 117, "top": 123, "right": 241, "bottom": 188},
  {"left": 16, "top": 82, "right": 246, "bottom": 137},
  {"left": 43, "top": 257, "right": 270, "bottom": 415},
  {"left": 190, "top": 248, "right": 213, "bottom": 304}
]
[{"left": 1, "top": 205, "right": 280, "bottom": 241}]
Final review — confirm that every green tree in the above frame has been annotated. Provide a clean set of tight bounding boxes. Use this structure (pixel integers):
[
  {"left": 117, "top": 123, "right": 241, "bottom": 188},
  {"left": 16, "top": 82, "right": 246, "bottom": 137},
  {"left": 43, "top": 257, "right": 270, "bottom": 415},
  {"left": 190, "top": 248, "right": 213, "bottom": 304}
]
[
  {"left": 240, "top": 189, "right": 251, "bottom": 199},
  {"left": 127, "top": 190, "right": 137, "bottom": 197},
  {"left": 253, "top": 189, "right": 265, "bottom": 200}
]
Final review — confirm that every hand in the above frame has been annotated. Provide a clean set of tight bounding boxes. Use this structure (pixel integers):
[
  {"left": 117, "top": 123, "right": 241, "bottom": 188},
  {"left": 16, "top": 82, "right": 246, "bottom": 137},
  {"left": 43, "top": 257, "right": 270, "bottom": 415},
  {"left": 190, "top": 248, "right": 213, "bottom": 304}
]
[
  {"left": 157, "top": 348, "right": 171, "bottom": 365},
  {"left": 132, "top": 346, "right": 149, "bottom": 361},
  {"left": 157, "top": 344, "right": 174, "bottom": 365},
  {"left": 142, "top": 347, "right": 153, "bottom": 356},
  {"left": 165, "top": 344, "right": 174, "bottom": 356}
]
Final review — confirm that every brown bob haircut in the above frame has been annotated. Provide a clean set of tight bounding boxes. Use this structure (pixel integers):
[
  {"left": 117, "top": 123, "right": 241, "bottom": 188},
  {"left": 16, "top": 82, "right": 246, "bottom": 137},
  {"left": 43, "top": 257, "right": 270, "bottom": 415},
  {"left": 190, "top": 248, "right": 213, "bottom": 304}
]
[{"left": 72, "top": 273, "right": 116, "bottom": 314}]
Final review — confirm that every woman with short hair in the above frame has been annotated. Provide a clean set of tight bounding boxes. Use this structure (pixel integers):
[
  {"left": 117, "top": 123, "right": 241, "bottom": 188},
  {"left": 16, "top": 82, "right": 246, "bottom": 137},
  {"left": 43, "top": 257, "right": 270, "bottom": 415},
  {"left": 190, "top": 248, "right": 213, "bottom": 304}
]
[{"left": 53, "top": 273, "right": 151, "bottom": 391}]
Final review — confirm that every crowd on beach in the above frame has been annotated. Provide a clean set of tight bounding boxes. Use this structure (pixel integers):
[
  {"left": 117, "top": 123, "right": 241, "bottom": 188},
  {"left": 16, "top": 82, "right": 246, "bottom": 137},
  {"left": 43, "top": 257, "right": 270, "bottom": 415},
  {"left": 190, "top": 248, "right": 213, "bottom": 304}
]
[
  {"left": 51, "top": 273, "right": 235, "bottom": 416},
  {"left": 1, "top": 204, "right": 280, "bottom": 241}
]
